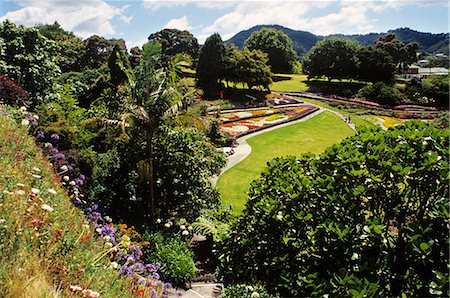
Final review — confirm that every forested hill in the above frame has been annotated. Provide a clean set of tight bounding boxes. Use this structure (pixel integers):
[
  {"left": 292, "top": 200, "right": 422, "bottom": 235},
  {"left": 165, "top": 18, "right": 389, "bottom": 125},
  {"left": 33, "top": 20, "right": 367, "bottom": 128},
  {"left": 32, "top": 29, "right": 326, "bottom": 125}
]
[{"left": 226, "top": 25, "right": 449, "bottom": 56}]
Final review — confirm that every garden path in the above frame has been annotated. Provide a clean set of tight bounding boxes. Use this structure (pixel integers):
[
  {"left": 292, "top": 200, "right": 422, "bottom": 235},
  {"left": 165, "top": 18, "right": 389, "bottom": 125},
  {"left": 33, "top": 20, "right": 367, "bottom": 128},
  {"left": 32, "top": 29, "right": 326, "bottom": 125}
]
[
  {"left": 211, "top": 103, "right": 356, "bottom": 187},
  {"left": 374, "top": 117, "right": 389, "bottom": 130},
  {"left": 174, "top": 282, "right": 223, "bottom": 298}
]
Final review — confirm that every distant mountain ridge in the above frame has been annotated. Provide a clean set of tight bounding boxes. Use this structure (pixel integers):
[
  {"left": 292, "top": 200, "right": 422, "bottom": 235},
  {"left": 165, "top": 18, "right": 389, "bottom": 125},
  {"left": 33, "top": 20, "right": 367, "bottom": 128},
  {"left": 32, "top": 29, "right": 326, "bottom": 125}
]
[{"left": 226, "top": 25, "right": 449, "bottom": 57}]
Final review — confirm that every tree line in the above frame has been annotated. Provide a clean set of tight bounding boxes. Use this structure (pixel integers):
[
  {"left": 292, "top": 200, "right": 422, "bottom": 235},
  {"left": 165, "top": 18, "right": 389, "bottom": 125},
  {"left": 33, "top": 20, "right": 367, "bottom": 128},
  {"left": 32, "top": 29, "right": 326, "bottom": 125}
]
[{"left": 302, "top": 34, "right": 418, "bottom": 83}]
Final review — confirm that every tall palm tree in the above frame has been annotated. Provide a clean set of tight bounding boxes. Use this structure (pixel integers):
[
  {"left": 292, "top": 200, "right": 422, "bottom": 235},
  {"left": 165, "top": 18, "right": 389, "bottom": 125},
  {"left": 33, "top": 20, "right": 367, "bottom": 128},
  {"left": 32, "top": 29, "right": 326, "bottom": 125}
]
[
  {"left": 128, "top": 42, "right": 193, "bottom": 225},
  {"left": 90, "top": 42, "right": 193, "bottom": 225}
]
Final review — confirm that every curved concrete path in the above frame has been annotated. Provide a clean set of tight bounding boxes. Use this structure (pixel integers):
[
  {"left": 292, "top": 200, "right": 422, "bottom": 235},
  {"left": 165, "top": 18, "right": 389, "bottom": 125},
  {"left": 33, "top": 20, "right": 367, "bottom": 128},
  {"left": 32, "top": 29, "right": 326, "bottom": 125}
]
[{"left": 211, "top": 104, "right": 356, "bottom": 186}]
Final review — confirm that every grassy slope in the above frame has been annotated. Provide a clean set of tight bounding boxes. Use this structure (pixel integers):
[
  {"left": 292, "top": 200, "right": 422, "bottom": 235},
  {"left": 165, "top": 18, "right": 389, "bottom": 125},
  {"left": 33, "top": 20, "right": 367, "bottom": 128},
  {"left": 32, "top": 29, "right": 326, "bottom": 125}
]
[
  {"left": 271, "top": 74, "right": 309, "bottom": 92},
  {"left": 217, "top": 111, "right": 355, "bottom": 214},
  {"left": 0, "top": 110, "right": 136, "bottom": 297}
]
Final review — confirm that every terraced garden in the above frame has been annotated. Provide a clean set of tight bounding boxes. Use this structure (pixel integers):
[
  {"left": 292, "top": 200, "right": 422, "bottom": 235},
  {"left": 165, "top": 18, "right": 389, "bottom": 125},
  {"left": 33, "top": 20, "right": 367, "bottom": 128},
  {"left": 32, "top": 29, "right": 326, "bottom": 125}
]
[
  {"left": 219, "top": 105, "right": 319, "bottom": 137},
  {"left": 217, "top": 111, "right": 355, "bottom": 213}
]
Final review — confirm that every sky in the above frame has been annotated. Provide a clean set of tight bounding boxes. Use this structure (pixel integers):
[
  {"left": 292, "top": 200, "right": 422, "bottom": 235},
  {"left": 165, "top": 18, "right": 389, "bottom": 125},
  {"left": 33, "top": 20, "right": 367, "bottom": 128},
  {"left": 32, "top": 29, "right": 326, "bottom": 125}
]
[{"left": 0, "top": 0, "right": 448, "bottom": 49}]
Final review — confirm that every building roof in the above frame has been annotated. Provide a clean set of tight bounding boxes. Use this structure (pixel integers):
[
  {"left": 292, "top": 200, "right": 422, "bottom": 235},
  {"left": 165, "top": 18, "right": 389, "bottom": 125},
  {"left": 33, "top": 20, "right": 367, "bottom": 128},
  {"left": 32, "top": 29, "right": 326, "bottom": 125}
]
[{"left": 418, "top": 68, "right": 449, "bottom": 75}]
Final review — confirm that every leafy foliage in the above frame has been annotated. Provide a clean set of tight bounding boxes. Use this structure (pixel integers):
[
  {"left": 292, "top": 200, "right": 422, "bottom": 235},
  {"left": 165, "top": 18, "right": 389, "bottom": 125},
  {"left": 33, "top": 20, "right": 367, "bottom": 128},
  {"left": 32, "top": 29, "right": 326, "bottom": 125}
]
[
  {"left": 143, "top": 231, "right": 195, "bottom": 287},
  {"left": 218, "top": 122, "right": 449, "bottom": 297},
  {"left": 223, "top": 45, "right": 272, "bottom": 90},
  {"left": 405, "top": 75, "right": 449, "bottom": 107},
  {"left": 0, "top": 20, "right": 60, "bottom": 105},
  {"left": 245, "top": 27, "right": 297, "bottom": 73},
  {"left": 196, "top": 33, "right": 226, "bottom": 90},
  {"left": 358, "top": 82, "right": 403, "bottom": 106},
  {"left": 219, "top": 284, "right": 275, "bottom": 298},
  {"left": 153, "top": 125, "right": 226, "bottom": 222},
  {"left": 35, "top": 21, "right": 86, "bottom": 72},
  {"left": 375, "top": 33, "right": 418, "bottom": 72},
  {"left": 148, "top": 28, "right": 199, "bottom": 66},
  {"left": 0, "top": 75, "right": 29, "bottom": 107},
  {"left": 81, "top": 35, "right": 127, "bottom": 69},
  {"left": 302, "top": 38, "right": 361, "bottom": 81},
  {"left": 356, "top": 46, "right": 396, "bottom": 83}
]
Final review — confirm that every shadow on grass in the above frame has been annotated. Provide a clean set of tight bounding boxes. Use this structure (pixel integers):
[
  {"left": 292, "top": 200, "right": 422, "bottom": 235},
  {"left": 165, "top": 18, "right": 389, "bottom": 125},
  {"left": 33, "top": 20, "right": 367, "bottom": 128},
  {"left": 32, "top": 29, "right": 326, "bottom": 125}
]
[
  {"left": 305, "top": 80, "right": 367, "bottom": 97},
  {"left": 273, "top": 75, "right": 292, "bottom": 82}
]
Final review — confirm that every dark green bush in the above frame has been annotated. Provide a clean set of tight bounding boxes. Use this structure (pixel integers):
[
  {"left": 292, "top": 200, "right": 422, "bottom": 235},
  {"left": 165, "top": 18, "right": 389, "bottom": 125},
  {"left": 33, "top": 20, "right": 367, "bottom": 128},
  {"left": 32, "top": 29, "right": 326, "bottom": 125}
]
[
  {"left": 219, "top": 284, "right": 274, "bottom": 298},
  {"left": 143, "top": 231, "right": 195, "bottom": 287},
  {"left": 357, "top": 82, "right": 402, "bottom": 105},
  {"left": 218, "top": 122, "right": 449, "bottom": 297}
]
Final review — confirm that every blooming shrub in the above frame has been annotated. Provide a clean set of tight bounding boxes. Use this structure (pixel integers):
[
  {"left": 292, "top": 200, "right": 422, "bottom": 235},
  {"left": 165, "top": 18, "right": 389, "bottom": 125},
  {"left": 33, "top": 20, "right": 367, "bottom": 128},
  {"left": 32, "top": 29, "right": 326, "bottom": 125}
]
[
  {"left": 218, "top": 122, "right": 449, "bottom": 297},
  {"left": 219, "top": 284, "right": 274, "bottom": 298}
]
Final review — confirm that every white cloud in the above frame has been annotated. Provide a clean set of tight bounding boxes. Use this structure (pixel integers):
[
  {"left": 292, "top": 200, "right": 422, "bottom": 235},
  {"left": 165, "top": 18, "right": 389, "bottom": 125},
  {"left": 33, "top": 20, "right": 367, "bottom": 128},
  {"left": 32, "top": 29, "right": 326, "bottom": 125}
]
[
  {"left": 142, "top": 0, "right": 237, "bottom": 10},
  {"left": 302, "top": 2, "right": 377, "bottom": 35},
  {"left": 202, "top": 2, "right": 324, "bottom": 37},
  {"left": 164, "top": 16, "right": 192, "bottom": 31},
  {"left": 142, "top": 0, "right": 188, "bottom": 11},
  {"left": 201, "top": 0, "right": 424, "bottom": 39},
  {"left": 0, "top": 0, "right": 131, "bottom": 39},
  {"left": 127, "top": 37, "right": 149, "bottom": 49}
]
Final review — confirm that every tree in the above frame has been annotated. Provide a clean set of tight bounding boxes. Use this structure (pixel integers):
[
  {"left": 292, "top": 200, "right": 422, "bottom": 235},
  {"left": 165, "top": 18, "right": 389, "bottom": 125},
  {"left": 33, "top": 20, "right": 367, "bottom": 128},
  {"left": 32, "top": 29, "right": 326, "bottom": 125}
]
[
  {"left": 123, "top": 42, "right": 193, "bottom": 224},
  {"left": 108, "top": 44, "right": 131, "bottom": 86},
  {"left": 81, "top": 35, "right": 128, "bottom": 69},
  {"left": 375, "top": 33, "right": 418, "bottom": 72},
  {"left": 218, "top": 122, "right": 449, "bottom": 297},
  {"left": 35, "top": 21, "right": 86, "bottom": 72},
  {"left": 0, "top": 20, "right": 60, "bottom": 105},
  {"left": 244, "top": 27, "right": 297, "bottom": 73},
  {"left": 129, "top": 46, "right": 142, "bottom": 69},
  {"left": 223, "top": 45, "right": 241, "bottom": 87},
  {"left": 148, "top": 28, "right": 199, "bottom": 66},
  {"left": 196, "top": 33, "right": 226, "bottom": 90},
  {"left": 223, "top": 45, "right": 273, "bottom": 90},
  {"left": 153, "top": 125, "right": 226, "bottom": 222},
  {"left": 302, "top": 38, "right": 360, "bottom": 81},
  {"left": 357, "top": 46, "right": 396, "bottom": 83}
]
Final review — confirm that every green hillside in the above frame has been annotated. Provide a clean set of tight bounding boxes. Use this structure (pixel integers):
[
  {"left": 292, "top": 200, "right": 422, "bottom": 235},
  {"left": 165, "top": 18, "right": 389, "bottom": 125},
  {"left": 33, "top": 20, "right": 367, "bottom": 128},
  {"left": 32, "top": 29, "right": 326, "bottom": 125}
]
[
  {"left": 226, "top": 25, "right": 449, "bottom": 56},
  {"left": 0, "top": 108, "right": 164, "bottom": 297}
]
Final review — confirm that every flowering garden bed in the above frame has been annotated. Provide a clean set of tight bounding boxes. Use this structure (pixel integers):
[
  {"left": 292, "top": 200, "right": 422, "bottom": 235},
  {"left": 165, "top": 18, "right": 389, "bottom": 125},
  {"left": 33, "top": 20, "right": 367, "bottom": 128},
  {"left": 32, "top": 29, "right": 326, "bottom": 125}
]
[
  {"left": 220, "top": 109, "right": 276, "bottom": 123},
  {"left": 325, "top": 95, "right": 382, "bottom": 107},
  {"left": 220, "top": 105, "right": 319, "bottom": 137},
  {"left": 266, "top": 93, "right": 300, "bottom": 105}
]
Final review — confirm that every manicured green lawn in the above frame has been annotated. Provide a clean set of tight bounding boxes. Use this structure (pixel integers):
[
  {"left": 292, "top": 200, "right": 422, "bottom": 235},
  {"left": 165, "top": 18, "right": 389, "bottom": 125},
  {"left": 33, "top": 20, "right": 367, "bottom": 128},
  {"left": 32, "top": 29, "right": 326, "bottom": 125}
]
[
  {"left": 271, "top": 74, "right": 309, "bottom": 92},
  {"left": 294, "top": 96, "right": 375, "bottom": 129},
  {"left": 217, "top": 111, "right": 355, "bottom": 214}
]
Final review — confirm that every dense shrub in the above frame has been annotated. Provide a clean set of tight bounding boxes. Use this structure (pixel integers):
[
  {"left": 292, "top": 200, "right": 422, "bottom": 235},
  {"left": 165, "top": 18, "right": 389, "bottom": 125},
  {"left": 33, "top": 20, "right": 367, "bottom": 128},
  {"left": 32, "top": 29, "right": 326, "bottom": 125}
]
[
  {"left": 357, "top": 82, "right": 403, "bottom": 105},
  {"left": 0, "top": 75, "right": 29, "bottom": 106},
  {"left": 0, "top": 20, "right": 60, "bottom": 105},
  {"left": 218, "top": 122, "right": 449, "bottom": 297},
  {"left": 153, "top": 125, "right": 226, "bottom": 222},
  {"left": 143, "top": 231, "right": 195, "bottom": 287},
  {"left": 219, "top": 284, "right": 274, "bottom": 298}
]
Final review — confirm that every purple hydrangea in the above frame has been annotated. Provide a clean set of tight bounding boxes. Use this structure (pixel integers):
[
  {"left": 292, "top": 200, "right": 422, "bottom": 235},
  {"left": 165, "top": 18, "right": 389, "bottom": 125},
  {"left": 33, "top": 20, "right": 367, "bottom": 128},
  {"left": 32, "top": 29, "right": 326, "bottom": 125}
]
[
  {"left": 119, "top": 265, "right": 133, "bottom": 277},
  {"left": 50, "top": 133, "right": 59, "bottom": 140},
  {"left": 37, "top": 130, "right": 45, "bottom": 138}
]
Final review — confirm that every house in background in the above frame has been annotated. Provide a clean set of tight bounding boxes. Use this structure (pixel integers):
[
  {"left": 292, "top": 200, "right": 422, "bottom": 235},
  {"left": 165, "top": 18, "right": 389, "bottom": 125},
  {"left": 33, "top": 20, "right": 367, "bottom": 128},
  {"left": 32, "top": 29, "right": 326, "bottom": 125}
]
[{"left": 401, "top": 64, "right": 449, "bottom": 78}]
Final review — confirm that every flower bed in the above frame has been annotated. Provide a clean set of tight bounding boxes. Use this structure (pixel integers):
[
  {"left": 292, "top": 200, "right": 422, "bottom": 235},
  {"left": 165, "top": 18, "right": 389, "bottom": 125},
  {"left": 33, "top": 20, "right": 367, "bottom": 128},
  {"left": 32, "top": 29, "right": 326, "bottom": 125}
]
[
  {"left": 266, "top": 93, "right": 300, "bottom": 105},
  {"left": 394, "top": 104, "right": 437, "bottom": 111},
  {"left": 220, "top": 109, "right": 276, "bottom": 123},
  {"left": 326, "top": 95, "right": 382, "bottom": 107},
  {"left": 220, "top": 105, "right": 318, "bottom": 137}
]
